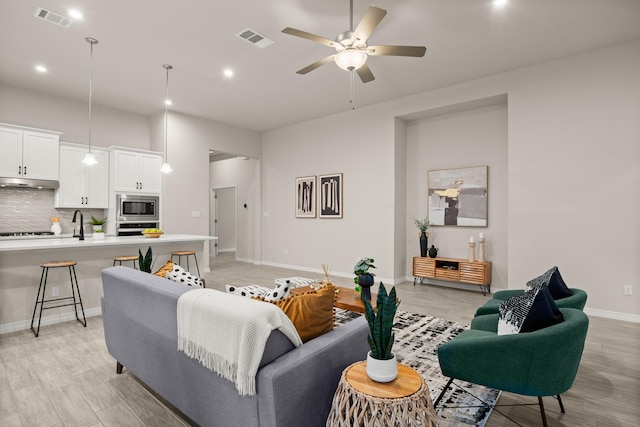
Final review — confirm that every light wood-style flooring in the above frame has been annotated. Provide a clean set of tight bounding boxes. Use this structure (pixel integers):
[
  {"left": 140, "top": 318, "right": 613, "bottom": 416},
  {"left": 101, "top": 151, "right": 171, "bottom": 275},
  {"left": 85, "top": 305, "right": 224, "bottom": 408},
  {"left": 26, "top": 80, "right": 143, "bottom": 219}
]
[{"left": 0, "top": 252, "right": 638, "bottom": 426}]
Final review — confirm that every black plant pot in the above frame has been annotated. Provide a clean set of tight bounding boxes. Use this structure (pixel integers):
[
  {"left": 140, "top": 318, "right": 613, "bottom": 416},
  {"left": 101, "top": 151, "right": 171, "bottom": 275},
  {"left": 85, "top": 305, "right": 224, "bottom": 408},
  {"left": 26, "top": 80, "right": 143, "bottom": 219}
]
[
  {"left": 358, "top": 274, "right": 374, "bottom": 300},
  {"left": 419, "top": 232, "right": 428, "bottom": 257},
  {"left": 428, "top": 245, "right": 438, "bottom": 258}
]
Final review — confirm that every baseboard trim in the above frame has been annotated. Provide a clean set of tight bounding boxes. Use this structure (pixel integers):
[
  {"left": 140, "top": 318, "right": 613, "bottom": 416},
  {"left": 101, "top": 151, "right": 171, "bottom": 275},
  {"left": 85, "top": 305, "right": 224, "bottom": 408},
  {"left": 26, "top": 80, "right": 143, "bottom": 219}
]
[
  {"left": 258, "top": 260, "right": 404, "bottom": 285},
  {"left": 0, "top": 307, "right": 102, "bottom": 335},
  {"left": 584, "top": 307, "right": 640, "bottom": 323}
]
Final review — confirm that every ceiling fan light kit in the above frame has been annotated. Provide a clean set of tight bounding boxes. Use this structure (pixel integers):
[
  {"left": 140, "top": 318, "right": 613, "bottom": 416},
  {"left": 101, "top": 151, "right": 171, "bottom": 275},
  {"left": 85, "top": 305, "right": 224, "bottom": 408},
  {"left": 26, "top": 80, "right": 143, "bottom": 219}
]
[
  {"left": 282, "top": 0, "right": 426, "bottom": 83},
  {"left": 335, "top": 49, "right": 367, "bottom": 71}
]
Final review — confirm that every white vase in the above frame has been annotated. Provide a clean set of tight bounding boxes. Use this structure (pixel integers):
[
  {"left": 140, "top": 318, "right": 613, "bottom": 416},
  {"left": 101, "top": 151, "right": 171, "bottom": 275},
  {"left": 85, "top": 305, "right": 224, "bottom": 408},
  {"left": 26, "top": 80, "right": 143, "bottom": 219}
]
[
  {"left": 366, "top": 351, "right": 398, "bottom": 383},
  {"left": 50, "top": 222, "right": 62, "bottom": 236},
  {"left": 93, "top": 232, "right": 105, "bottom": 240}
]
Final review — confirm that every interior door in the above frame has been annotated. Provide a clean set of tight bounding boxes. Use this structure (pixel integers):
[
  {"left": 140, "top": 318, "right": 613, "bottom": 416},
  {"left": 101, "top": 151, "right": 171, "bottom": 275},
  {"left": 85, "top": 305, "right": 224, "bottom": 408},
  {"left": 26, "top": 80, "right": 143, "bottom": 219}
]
[{"left": 210, "top": 189, "right": 219, "bottom": 256}]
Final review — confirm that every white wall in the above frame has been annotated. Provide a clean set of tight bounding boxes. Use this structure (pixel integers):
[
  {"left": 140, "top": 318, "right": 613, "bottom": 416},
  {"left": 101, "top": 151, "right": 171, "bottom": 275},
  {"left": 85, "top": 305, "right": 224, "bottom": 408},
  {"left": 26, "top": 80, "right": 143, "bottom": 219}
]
[
  {"left": 0, "top": 84, "right": 149, "bottom": 149},
  {"left": 209, "top": 157, "right": 261, "bottom": 261},
  {"left": 261, "top": 39, "right": 640, "bottom": 320},
  {"left": 405, "top": 102, "right": 508, "bottom": 290}
]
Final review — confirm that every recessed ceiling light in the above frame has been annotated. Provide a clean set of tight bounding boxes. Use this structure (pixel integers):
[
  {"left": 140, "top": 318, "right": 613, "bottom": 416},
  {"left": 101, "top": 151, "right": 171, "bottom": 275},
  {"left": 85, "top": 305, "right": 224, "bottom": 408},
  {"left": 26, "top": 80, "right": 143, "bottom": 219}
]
[
  {"left": 68, "top": 9, "right": 83, "bottom": 19},
  {"left": 223, "top": 68, "right": 234, "bottom": 78},
  {"left": 494, "top": 0, "right": 508, "bottom": 7},
  {"left": 164, "top": 99, "right": 172, "bottom": 106},
  {"left": 35, "top": 65, "right": 48, "bottom": 73}
]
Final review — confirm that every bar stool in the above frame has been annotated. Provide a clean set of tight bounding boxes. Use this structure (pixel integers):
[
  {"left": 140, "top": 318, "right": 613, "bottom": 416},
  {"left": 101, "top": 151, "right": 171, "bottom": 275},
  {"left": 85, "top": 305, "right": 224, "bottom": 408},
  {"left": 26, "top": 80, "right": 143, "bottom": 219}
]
[
  {"left": 31, "top": 261, "right": 87, "bottom": 337},
  {"left": 170, "top": 250, "right": 200, "bottom": 276},
  {"left": 113, "top": 255, "right": 138, "bottom": 269}
]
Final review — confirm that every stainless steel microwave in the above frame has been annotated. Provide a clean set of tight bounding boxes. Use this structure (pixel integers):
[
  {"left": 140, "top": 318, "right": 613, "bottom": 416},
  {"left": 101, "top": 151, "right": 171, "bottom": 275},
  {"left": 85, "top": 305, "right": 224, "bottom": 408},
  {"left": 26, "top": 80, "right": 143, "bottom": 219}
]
[{"left": 116, "top": 194, "right": 159, "bottom": 222}]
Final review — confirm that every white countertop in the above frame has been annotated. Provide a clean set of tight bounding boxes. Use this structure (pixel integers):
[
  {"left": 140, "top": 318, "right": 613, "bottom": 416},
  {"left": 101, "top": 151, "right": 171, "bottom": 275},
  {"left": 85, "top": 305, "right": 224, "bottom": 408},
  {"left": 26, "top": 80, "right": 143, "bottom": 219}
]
[{"left": 0, "top": 234, "right": 215, "bottom": 252}]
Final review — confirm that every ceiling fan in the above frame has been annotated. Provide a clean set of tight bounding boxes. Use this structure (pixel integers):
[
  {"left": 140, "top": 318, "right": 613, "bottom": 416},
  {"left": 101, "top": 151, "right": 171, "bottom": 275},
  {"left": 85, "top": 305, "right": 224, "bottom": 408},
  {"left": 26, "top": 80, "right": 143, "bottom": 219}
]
[{"left": 282, "top": 0, "right": 426, "bottom": 83}]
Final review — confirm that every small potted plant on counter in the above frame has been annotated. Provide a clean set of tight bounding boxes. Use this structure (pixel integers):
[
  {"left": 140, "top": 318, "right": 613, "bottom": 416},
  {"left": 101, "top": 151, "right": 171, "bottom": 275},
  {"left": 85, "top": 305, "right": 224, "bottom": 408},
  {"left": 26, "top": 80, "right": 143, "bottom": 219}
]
[
  {"left": 363, "top": 282, "right": 399, "bottom": 382},
  {"left": 89, "top": 216, "right": 107, "bottom": 233}
]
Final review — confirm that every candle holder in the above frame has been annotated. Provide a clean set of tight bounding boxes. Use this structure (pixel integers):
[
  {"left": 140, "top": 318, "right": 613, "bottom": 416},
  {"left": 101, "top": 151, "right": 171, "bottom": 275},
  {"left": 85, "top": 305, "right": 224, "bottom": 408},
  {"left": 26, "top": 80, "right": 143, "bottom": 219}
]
[
  {"left": 468, "top": 242, "right": 476, "bottom": 262},
  {"left": 478, "top": 237, "right": 485, "bottom": 262}
]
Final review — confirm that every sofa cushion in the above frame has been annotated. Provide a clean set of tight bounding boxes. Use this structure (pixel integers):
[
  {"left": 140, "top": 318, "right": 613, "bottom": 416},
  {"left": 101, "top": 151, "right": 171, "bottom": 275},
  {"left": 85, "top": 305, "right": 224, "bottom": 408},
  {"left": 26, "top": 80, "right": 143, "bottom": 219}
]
[
  {"left": 498, "top": 284, "right": 563, "bottom": 335},
  {"left": 261, "top": 284, "right": 335, "bottom": 343}
]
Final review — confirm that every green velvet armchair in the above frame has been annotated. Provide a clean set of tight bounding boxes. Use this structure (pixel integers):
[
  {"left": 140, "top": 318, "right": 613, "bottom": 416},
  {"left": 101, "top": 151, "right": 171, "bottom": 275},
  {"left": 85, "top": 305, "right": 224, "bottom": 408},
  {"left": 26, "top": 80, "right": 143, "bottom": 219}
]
[
  {"left": 436, "top": 308, "right": 589, "bottom": 427},
  {"left": 475, "top": 288, "right": 588, "bottom": 317}
]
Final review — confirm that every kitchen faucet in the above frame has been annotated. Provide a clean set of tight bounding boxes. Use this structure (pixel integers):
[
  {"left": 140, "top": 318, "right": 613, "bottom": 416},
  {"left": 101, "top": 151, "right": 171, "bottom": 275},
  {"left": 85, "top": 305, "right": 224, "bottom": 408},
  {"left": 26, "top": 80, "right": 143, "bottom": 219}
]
[{"left": 72, "top": 209, "right": 84, "bottom": 241}]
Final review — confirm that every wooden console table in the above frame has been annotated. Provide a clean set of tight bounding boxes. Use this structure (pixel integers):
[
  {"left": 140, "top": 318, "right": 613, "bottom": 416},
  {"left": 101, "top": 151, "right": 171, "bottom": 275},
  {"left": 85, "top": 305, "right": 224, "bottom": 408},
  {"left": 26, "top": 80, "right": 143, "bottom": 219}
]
[
  {"left": 326, "top": 361, "right": 437, "bottom": 426},
  {"left": 413, "top": 256, "right": 492, "bottom": 295}
]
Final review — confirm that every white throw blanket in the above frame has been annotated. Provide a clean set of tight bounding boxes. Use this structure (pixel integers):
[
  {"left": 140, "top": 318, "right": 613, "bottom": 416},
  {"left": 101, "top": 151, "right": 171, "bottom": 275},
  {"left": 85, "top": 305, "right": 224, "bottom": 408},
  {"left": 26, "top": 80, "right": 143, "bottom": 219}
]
[{"left": 177, "top": 289, "right": 302, "bottom": 395}]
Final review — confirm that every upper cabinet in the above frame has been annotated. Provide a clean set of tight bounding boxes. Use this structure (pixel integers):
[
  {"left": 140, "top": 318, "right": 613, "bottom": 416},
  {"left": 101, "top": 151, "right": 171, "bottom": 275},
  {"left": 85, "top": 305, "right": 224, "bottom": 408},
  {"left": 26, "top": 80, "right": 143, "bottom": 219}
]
[
  {"left": 0, "top": 124, "right": 61, "bottom": 180},
  {"left": 54, "top": 143, "right": 109, "bottom": 208},
  {"left": 110, "top": 149, "right": 162, "bottom": 194}
]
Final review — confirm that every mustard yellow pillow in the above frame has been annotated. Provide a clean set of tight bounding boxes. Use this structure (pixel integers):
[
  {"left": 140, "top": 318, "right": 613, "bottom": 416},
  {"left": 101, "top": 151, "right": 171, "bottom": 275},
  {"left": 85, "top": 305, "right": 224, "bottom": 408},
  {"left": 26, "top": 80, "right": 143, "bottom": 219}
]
[
  {"left": 262, "top": 284, "right": 335, "bottom": 343},
  {"left": 154, "top": 260, "right": 174, "bottom": 277}
]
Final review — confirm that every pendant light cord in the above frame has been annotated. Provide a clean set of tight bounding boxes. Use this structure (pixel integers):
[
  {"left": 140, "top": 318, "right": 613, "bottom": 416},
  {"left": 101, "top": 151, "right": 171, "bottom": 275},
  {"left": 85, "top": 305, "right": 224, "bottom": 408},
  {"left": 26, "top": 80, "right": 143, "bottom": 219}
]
[
  {"left": 163, "top": 64, "right": 173, "bottom": 164},
  {"left": 86, "top": 37, "right": 98, "bottom": 154}
]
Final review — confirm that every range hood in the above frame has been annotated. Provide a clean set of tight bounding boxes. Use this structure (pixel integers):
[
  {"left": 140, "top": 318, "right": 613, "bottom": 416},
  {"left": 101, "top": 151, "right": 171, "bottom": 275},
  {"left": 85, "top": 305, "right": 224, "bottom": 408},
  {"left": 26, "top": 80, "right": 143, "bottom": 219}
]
[{"left": 0, "top": 177, "right": 59, "bottom": 189}]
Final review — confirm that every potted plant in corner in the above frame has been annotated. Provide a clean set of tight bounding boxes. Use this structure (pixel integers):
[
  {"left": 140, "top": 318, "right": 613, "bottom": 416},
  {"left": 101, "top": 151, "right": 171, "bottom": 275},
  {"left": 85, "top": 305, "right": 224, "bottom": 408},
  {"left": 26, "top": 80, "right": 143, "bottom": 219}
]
[
  {"left": 414, "top": 217, "right": 430, "bottom": 257},
  {"left": 354, "top": 257, "right": 376, "bottom": 300},
  {"left": 363, "top": 282, "right": 399, "bottom": 382}
]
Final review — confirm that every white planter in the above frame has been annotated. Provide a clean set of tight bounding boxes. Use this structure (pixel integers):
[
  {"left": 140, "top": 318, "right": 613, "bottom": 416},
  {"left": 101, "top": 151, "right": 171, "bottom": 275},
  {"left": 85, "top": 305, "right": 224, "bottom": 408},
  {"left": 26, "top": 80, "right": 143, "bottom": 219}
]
[
  {"left": 92, "top": 233, "right": 105, "bottom": 240},
  {"left": 366, "top": 351, "right": 398, "bottom": 383}
]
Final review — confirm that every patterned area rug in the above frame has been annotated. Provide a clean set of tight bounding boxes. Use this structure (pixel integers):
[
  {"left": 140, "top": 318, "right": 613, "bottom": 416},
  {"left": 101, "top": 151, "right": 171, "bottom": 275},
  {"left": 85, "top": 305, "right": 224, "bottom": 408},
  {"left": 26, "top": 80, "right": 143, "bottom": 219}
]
[{"left": 334, "top": 309, "right": 500, "bottom": 427}]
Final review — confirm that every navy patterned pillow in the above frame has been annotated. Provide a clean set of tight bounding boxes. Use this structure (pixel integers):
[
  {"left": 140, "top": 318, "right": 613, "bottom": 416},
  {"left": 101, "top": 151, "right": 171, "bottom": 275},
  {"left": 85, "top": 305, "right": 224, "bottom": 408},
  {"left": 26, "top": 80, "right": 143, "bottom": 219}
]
[
  {"left": 498, "top": 283, "right": 563, "bottom": 335},
  {"left": 526, "top": 266, "right": 573, "bottom": 300}
]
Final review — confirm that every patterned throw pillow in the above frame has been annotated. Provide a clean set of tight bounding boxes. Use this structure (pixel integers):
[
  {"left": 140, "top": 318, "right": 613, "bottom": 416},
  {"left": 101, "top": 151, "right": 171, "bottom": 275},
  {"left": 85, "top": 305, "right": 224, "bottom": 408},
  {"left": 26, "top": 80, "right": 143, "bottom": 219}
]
[
  {"left": 154, "top": 259, "right": 175, "bottom": 277},
  {"left": 166, "top": 264, "right": 204, "bottom": 287},
  {"left": 498, "top": 283, "right": 563, "bottom": 335},
  {"left": 526, "top": 266, "right": 573, "bottom": 300},
  {"left": 274, "top": 277, "right": 316, "bottom": 289},
  {"left": 226, "top": 281, "right": 291, "bottom": 302},
  {"left": 259, "top": 284, "right": 335, "bottom": 343}
]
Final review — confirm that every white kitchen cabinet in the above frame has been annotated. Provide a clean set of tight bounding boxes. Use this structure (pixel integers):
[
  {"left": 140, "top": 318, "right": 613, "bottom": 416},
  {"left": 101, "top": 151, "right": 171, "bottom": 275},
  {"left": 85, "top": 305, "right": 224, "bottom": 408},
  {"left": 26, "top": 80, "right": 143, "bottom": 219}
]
[
  {"left": 0, "top": 124, "right": 61, "bottom": 180},
  {"left": 55, "top": 143, "right": 109, "bottom": 208},
  {"left": 110, "top": 149, "right": 162, "bottom": 194}
]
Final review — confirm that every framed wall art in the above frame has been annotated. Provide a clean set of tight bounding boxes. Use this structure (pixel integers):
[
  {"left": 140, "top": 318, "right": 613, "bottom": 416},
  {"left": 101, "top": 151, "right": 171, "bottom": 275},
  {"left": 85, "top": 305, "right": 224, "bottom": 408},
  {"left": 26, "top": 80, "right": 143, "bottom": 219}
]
[
  {"left": 319, "top": 173, "right": 343, "bottom": 218},
  {"left": 428, "top": 166, "right": 488, "bottom": 226},
  {"left": 295, "top": 176, "right": 316, "bottom": 218}
]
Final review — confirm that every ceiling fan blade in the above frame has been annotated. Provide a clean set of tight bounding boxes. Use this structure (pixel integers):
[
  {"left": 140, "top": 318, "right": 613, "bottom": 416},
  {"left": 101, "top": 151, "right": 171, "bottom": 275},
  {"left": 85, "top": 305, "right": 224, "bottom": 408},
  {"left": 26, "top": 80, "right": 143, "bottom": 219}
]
[
  {"left": 351, "top": 6, "right": 387, "bottom": 44},
  {"left": 282, "top": 27, "right": 338, "bottom": 48},
  {"left": 296, "top": 55, "right": 336, "bottom": 75},
  {"left": 367, "top": 45, "right": 427, "bottom": 57},
  {"left": 356, "top": 63, "right": 375, "bottom": 83}
]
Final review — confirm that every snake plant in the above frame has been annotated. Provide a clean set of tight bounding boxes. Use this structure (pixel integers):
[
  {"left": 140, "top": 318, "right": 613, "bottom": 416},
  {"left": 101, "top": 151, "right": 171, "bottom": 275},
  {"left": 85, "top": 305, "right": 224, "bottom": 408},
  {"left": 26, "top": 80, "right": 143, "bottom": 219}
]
[
  {"left": 138, "top": 246, "right": 153, "bottom": 273},
  {"left": 363, "top": 283, "right": 398, "bottom": 360}
]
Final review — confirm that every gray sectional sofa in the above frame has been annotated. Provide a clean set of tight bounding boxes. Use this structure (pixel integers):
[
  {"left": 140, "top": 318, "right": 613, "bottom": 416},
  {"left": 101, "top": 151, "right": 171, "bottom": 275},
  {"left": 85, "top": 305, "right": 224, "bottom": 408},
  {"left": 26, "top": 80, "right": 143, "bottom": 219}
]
[{"left": 101, "top": 266, "right": 369, "bottom": 427}]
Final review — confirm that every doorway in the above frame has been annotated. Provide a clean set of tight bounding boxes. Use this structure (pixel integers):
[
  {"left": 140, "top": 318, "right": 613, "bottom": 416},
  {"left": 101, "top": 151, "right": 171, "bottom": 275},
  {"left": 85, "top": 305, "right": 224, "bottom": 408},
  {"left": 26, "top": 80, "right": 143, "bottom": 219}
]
[{"left": 210, "top": 187, "right": 237, "bottom": 257}]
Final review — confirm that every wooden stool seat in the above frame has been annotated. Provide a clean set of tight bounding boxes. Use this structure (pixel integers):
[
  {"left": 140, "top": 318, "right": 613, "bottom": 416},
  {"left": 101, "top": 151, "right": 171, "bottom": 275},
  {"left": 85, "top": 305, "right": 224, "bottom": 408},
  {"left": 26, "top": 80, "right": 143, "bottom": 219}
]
[
  {"left": 41, "top": 261, "right": 77, "bottom": 268},
  {"left": 113, "top": 255, "right": 138, "bottom": 269},
  {"left": 171, "top": 250, "right": 200, "bottom": 276},
  {"left": 171, "top": 250, "right": 196, "bottom": 256},
  {"left": 31, "top": 260, "right": 86, "bottom": 337}
]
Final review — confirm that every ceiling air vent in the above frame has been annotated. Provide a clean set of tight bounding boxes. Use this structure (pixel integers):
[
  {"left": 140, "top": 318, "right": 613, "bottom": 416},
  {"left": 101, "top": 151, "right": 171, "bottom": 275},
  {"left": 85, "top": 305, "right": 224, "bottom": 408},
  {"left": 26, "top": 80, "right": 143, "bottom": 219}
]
[
  {"left": 34, "top": 7, "right": 73, "bottom": 29},
  {"left": 236, "top": 28, "right": 274, "bottom": 49}
]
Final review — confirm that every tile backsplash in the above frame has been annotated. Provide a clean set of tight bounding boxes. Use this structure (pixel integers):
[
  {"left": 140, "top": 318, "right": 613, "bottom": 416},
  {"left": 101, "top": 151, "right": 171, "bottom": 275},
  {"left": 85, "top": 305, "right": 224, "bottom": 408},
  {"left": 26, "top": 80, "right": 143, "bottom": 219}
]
[{"left": 0, "top": 188, "right": 107, "bottom": 234}]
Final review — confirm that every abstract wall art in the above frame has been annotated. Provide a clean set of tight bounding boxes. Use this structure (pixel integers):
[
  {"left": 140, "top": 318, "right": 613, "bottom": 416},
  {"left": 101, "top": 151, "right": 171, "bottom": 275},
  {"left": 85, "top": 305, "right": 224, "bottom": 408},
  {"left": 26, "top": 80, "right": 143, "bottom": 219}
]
[
  {"left": 295, "top": 176, "right": 316, "bottom": 218},
  {"left": 319, "top": 173, "right": 343, "bottom": 218},
  {"left": 428, "top": 166, "right": 488, "bottom": 226}
]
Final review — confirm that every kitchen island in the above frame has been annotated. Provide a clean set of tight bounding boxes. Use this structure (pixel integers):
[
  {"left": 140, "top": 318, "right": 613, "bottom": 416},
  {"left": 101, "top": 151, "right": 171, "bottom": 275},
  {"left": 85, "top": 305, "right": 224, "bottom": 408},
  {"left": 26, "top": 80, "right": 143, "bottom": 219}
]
[{"left": 0, "top": 234, "right": 214, "bottom": 334}]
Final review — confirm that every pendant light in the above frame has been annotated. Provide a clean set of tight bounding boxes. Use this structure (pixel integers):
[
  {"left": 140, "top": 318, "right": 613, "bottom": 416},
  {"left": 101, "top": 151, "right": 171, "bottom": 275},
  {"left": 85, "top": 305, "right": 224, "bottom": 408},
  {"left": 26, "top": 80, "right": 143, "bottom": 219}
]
[
  {"left": 160, "top": 64, "right": 173, "bottom": 173},
  {"left": 82, "top": 37, "right": 98, "bottom": 166}
]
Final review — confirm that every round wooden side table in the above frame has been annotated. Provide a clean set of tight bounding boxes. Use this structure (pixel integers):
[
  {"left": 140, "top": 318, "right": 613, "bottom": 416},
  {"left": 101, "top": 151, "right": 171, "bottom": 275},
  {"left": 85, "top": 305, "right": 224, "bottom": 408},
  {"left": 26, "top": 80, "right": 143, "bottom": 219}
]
[{"left": 326, "top": 361, "right": 437, "bottom": 427}]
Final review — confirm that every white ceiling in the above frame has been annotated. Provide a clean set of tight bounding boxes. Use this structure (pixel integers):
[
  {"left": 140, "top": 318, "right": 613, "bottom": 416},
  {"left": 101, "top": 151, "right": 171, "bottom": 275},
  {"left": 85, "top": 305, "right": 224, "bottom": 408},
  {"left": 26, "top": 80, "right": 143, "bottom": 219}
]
[{"left": 2, "top": 0, "right": 640, "bottom": 132}]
